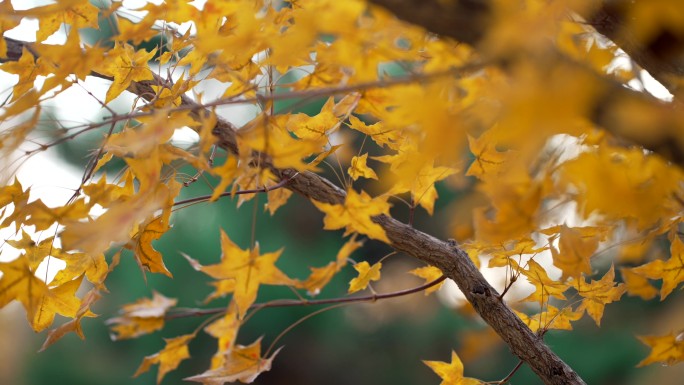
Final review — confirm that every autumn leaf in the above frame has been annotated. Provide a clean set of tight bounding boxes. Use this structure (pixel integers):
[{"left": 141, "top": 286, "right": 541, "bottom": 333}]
[
  {"left": 465, "top": 133, "right": 507, "bottom": 179},
  {"left": 135, "top": 334, "right": 195, "bottom": 384},
  {"left": 107, "top": 292, "right": 177, "bottom": 340},
  {"left": 185, "top": 337, "right": 281, "bottom": 384},
  {"left": 41, "top": 288, "right": 101, "bottom": 351},
  {"left": 515, "top": 305, "right": 583, "bottom": 333},
  {"left": 313, "top": 189, "right": 391, "bottom": 243},
  {"left": 410, "top": 266, "right": 445, "bottom": 295},
  {"left": 0, "top": 255, "right": 48, "bottom": 326},
  {"left": 102, "top": 43, "right": 157, "bottom": 103},
  {"left": 521, "top": 259, "right": 569, "bottom": 304},
  {"left": 637, "top": 331, "right": 684, "bottom": 367},
  {"left": 297, "top": 234, "right": 364, "bottom": 295},
  {"left": 348, "top": 153, "right": 378, "bottom": 181},
  {"left": 185, "top": 229, "right": 296, "bottom": 318},
  {"left": 348, "top": 261, "right": 382, "bottom": 293},
  {"left": 632, "top": 236, "right": 684, "bottom": 300},
  {"left": 541, "top": 224, "right": 608, "bottom": 280},
  {"left": 620, "top": 268, "right": 658, "bottom": 300},
  {"left": 347, "top": 115, "right": 399, "bottom": 149},
  {"left": 570, "top": 266, "right": 625, "bottom": 326},
  {"left": 423, "top": 351, "right": 483, "bottom": 385},
  {"left": 33, "top": 0, "right": 100, "bottom": 42}
]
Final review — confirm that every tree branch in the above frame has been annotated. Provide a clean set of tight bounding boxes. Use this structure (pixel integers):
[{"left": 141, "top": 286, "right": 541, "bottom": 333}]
[{"left": 0, "top": 36, "right": 588, "bottom": 384}]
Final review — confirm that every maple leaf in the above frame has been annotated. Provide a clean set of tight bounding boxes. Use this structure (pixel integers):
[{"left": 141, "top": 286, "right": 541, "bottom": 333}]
[
  {"left": 30, "top": 275, "right": 84, "bottom": 332},
  {"left": 541, "top": 224, "right": 608, "bottom": 280},
  {"left": 521, "top": 259, "right": 569, "bottom": 304},
  {"left": 620, "top": 268, "right": 658, "bottom": 300},
  {"left": 33, "top": 0, "right": 100, "bottom": 42},
  {"left": 0, "top": 255, "right": 48, "bottom": 326},
  {"left": 107, "top": 292, "right": 177, "bottom": 340},
  {"left": 570, "top": 266, "right": 625, "bottom": 326},
  {"left": 465, "top": 134, "right": 507, "bottom": 178},
  {"left": 286, "top": 97, "right": 339, "bottom": 139},
  {"left": 186, "top": 229, "right": 296, "bottom": 318},
  {"left": 410, "top": 266, "right": 445, "bottom": 295},
  {"left": 185, "top": 337, "right": 281, "bottom": 385},
  {"left": 41, "top": 288, "right": 101, "bottom": 351},
  {"left": 0, "top": 48, "right": 54, "bottom": 101},
  {"left": 632, "top": 236, "right": 684, "bottom": 300},
  {"left": 297, "top": 235, "right": 364, "bottom": 296},
  {"left": 423, "top": 351, "right": 483, "bottom": 385},
  {"left": 102, "top": 43, "right": 157, "bottom": 103},
  {"left": 347, "top": 115, "right": 400, "bottom": 149},
  {"left": 0, "top": 1, "right": 20, "bottom": 57},
  {"left": 348, "top": 261, "right": 382, "bottom": 293},
  {"left": 204, "top": 304, "right": 241, "bottom": 369},
  {"left": 313, "top": 189, "right": 391, "bottom": 243},
  {"left": 135, "top": 334, "right": 195, "bottom": 384},
  {"left": 637, "top": 331, "right": 684, "bottom": 367},
  {"left": 348, "top": 153, "right": 379, "bottom": 181},
  {"left": 515, "top": 305, "right": 583, "bottom": 333}
]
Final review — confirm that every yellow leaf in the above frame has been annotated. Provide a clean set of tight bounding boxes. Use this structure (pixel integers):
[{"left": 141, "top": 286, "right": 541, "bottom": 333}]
[
  {"left": 521, "top": 259, "right": 569, "bottom": 304},
  {"left": 0, "top": 255, "right": 48, "bottom": 325},
  {"left": 632, "top": 236, "right": 684, "bottom": 300},
  {"left": 542, "top": 225, "right": 608, "bottom": 280},
  {"left": 637, "top": 332, "right": 684, "bottom": 367},
  {"left": 103, "top": 43, "right": 157, "bottom": 103},
  {"left": 515, "top": 305, "right": 583, "bottom": 333},
  {"left": 30, "top": 275, "right": 84, "bottom": 332},
  {"left": 187, "top": 230, "right": 296, "bottom": 318},
  {"left": 41, "top": 289, "right": 101, "bottom": 351},
  {"left": 348, "top": 153, "right": 378, "bottom": 181},
  {"left": 347, "top": 115, "right": 400, "bottom": 149},
  {"left": 313, "top": 189, "right": 391, "bottom": 243},
  {"left": 620, "top": 268, "right": 658, "bottom": 300},
  {"left": 465, "top": 134, "right": 507, "bottom": 178},
  {"left": 107, "top": 292, "right": 177, "bottom": 340},
  {"left": 570, "top": 266, "right": 625, "bottom": 326},
  {"left": 135, "top": 334, "right": 195, "bottom": 384},
  {"left": 409, "top": 266, "right": 444, "bottom": 295},
  {"left": 348, "top": 261, "right": 382, "bottom": 293},
  {"left": 286, "top": 97, "right": 338, "bottom": 139},
  {"left": 34, "top": 0, "right": 100, "bottom": 42},
  {"left": 185, "top": 337, "right": 280, "bottom": 384},
  {"left": 423, "top": 351, "right": 483, "bottom": 385},
  {"left": 204, "top": 304, "right": 240, "bottom": 369}
]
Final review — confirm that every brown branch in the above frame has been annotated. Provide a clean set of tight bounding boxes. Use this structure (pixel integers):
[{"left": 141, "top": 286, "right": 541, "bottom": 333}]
[
  {"left": 2, "top": 35, "right": 585, "bottom": 385},
  {"left": 166, "top": 275, "right": 447, "bottom": 320}
]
